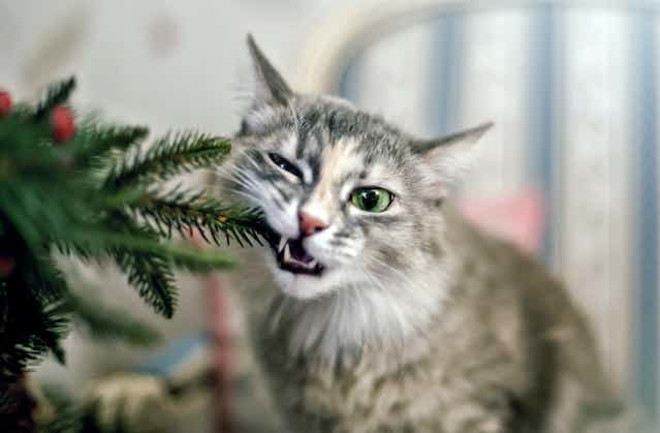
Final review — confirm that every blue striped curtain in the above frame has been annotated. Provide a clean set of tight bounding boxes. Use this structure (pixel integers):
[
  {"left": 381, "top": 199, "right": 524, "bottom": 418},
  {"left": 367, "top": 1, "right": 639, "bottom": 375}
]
[{"left": 337, "top": 3, "right": 659, "bottom": 422}]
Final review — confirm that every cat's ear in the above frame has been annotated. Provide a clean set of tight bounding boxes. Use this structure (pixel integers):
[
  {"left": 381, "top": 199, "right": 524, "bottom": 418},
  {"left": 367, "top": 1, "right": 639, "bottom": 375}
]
[
  {"left": 413, "top": 122, "right": 493, "bottom": 196},
  {"left": 247, "top": 34, "right": 293, "bottom": 106}
]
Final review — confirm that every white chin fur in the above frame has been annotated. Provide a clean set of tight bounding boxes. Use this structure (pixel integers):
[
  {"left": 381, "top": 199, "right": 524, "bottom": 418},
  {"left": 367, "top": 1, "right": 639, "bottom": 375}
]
[
  {"left": 267, "top": 271, "right": 448, "bottom": 363},
  {"left": 261, "top": 247, "right": 450, "bottom": 362},
  {"left": 274, "top": 271, "right": 334, "bottom": 300}
]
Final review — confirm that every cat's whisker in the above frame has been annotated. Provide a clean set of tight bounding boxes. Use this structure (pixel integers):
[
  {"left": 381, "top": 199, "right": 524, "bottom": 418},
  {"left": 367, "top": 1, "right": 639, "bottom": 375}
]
[
  {"left": 221, "top": 182, "right": 261, "bottom": 204},
  {"left": 223, "top": 180, "right": 260, "bottom": 201},
  {"left": 224, "top": 169, "right": 262, "bottom": 195},
  {"left": 226, "top": 164, "right": 259, "bottom": 182},
  {"left": 242, "top": 152, "right": 265, "bottom": 172},
  {"left": 216, "top": 165, "right": 250, "bottom": 183},
  {"left": 232, "top": 190, "right": 261, "bottom": 204},
  {"left": 219, "top": 172, "right": 256, "bottom": 192}
]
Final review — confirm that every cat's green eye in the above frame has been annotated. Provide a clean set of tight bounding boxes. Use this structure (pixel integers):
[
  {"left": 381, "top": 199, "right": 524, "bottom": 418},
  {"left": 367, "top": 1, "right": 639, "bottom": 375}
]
[{"left": 350, "top": 187, "right": 394, "bottom": 213}]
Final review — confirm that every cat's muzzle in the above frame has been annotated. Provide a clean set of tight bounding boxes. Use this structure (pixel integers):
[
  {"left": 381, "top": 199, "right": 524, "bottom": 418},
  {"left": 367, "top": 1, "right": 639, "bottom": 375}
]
[
  {"left": 258, "top": 222, "right": 325, "bottom": 276},
  {"left": 273, "top": 235, "right": 324, "bottom": 276}
]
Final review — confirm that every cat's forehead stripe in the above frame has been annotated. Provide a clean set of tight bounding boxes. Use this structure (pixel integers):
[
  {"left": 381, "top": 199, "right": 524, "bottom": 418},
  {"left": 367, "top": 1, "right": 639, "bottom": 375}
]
[
  {"left": 280, "top": 133, "right": 297, "bottom": 158},
  {"left": 320, "top": 137, "right": 359, "bottom": 188},
  {"left": 307, "top": 137, "right": 361, "bottom": 210},
  {"left": 297, "top": 128, "right": 323, "bottom": 161}
]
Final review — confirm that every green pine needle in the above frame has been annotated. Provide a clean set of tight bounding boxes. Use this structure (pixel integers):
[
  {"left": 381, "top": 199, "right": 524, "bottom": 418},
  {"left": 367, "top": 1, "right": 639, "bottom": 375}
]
[
  {"left": 67, "top": 293, "right": 161, "bottom": 346},
  {"left": 65, "top": 213, "right": 238, "bottom": 271},
  {"left": 165, "top": 242, "right": 238, "bottom": 271},
  {"left": 0, "top": 291, "right": 70, "bottom": 376},
  {"left": 74, "top": 123, "right": 150, "bottom": 163},
  {"left": 34, "top": 77, "right": 76, "bottom": 119},
  {"left": 135, "top": 187, "right": 265, "bottom": 247},
  {"left": 106, "top": 132, "right": 231, "bottom": 188},
  {"left": 112, "top": 248, "right": 178, "bottom": 319}
]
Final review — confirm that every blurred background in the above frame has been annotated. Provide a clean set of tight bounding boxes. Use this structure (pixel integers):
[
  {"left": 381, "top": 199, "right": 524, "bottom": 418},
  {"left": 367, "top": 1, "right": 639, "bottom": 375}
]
[{"left": 1, "top": 0, "right": 659, "bottom": 432}]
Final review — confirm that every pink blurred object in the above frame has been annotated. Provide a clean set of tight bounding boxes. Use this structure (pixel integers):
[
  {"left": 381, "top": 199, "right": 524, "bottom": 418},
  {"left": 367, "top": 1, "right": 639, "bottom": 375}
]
[
  {"left": 458, "top": 189, "right": 545, "bottom": 254},
  {"left": 206, "top": 274, "right": 234, "bottom": 433},
  {"left": 188, "top": 230, "right": 234, "bottom": 433}
]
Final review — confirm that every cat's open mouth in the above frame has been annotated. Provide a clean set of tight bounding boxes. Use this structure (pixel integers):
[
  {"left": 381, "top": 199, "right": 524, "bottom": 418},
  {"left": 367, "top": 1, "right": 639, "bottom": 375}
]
[
  {"left": 274, "top": 237, "right": 324, "bottom": 276},
  {"left": 257, "top": 222, "right": 325, "bottom": 276}
]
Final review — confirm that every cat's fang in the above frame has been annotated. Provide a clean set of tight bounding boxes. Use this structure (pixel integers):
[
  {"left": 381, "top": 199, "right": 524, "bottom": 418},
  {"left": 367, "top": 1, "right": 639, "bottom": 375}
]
[
  {"left": 278, "top": 237, "right": 287, "bottom": 253},
  {"left": 271, "top": 234, "right": 324, "bottom": 276},
  {"left": 283, "top": 242, "right": 292, "bottom": 262}
]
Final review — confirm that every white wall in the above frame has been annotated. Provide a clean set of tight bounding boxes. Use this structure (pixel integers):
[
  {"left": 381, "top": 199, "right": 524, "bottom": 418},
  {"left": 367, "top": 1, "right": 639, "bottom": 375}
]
[{"left": 1, "top": 0, "right": 355, "bottom": 132}]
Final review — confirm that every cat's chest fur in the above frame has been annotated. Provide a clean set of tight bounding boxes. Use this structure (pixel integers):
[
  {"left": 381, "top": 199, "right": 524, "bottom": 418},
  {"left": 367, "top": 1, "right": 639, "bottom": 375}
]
[
  {"left": 259, "top": 327, "right": 448, "bottom": 433},
  {"left": 257, "top": 297, "right": 524, "bottom": 433}
]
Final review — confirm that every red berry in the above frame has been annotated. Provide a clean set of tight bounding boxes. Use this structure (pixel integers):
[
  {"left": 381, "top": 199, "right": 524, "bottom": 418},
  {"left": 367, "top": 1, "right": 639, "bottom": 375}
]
[
  {"left": 0, "top": 90, "right": 12, "bottom": 118},
  {"left": 0, "top": 255, "right": 15, "bottom": 277},
  {"left": 51, "top": 105, "right": 76, "bottom": 143}
]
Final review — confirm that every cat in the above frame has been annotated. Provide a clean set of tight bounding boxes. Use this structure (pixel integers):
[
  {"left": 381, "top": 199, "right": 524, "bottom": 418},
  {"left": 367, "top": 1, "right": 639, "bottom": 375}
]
[{"left": 221, "top": 36, "right": 633, "bottom": 433}]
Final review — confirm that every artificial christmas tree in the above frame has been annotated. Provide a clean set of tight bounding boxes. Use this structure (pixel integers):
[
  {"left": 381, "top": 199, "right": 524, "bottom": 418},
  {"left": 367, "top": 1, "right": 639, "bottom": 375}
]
[{"left": 0, "top": 78, "right": 264, "bottom": 432}]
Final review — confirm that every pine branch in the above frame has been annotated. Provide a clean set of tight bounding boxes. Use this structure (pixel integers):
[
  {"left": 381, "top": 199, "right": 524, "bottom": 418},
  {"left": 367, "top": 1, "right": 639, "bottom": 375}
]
[
  {"left": 164, "top": 242, "right": 238, "bottom": 272},
  {"left": 112, "top": 248, "right": 177, "bottom": 318},
  {"left": 106, "top": 132, "right": 230, "bottom": 188},
  {"left": 38, "top": 300, "right": 69, "bottom": 364},
  {"left": 0, "top": 78, "right": 251, "bottom": 408},
  {"left": 34, "top": 77, "right": 76, "bottom": 119},
  {"left": 63, "top": 224, "right": 237, "bottom": 271},
  {"left": 1, "top": 187, "right": 94, "bottom": 253},
  {"left": 18, "top": 252, "right": 71, "bottom": 308},
  {"left": 74, "top": 123, "right": 149, "bottom": 163},
  {"left": 0, "top": 290, "right": 70, "bottom": 377},
  {"left": 135, "top": 187, "right": 265, "bottom": 247},
  {"left": 54, "top": 240, "right": 102, "bottom": 264},
  {"left": 0, "top": 121, "right": 69, "bottom": 181},
  {"left": 67, "top": 293, "right": 161, "bottom": 346},
  {"left": 0, "top": 219, "right": 70, "bottom": 376}
]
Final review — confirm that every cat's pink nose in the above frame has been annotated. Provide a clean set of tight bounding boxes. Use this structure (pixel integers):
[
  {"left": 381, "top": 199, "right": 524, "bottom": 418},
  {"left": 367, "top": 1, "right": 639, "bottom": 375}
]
[{"left": 298, "top": 211, "right": 328, "bottom": 237}]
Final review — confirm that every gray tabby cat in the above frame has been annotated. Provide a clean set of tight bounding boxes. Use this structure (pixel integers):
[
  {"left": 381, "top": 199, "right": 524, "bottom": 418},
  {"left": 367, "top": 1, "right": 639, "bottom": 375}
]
[{"left": 223, "top": 36, "right": 630, "bottom": 433}]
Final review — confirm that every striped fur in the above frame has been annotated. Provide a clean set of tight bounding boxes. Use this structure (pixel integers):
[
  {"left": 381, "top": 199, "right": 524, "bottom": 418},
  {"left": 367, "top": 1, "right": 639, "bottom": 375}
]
[{"left": 222, "top": 37, "right": 634, "bottom": 433}]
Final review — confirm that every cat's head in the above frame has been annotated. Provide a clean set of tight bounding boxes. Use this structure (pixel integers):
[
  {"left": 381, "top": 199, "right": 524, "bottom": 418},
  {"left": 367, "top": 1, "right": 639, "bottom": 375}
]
[{"left": 224, "top": 36, "right": 491, "bottom": 301}]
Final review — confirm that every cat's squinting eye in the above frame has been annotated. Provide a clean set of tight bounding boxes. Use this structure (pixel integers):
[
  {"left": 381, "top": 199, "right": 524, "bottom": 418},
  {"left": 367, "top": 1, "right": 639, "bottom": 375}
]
[
  {"left": 350, "top": 187, "right": 394, "bottom": 213},
  {"left": 268, "top": 152, "right": 302, "bottom": 179}
]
